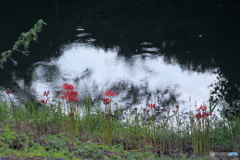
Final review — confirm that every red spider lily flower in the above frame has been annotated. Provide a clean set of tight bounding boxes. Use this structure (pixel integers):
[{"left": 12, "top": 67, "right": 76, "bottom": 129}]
[
  {"left": 147, "top": 103, "right": 156, "bottom": 108},
  {"left": 195, "top": 112, "right": 202, "bottom": 120},
  {"left": 176, "top": 105, "right": 179, "bottom": 109},
  {"left": 142, "top": 108, "right": 147, "bottom": 112},
  {"left": 133, "top": 107, "right": 138, "bottom": 111},
  {"left": 202, "top": 112, "right": 212, "bottom": 117},
  {"left": 40, "top": 99, "right": 48, "bottom": 104},
  {"left": 172, "top": 110, "right": 178, "bottom": 114},
  {"left": 205, "top": 112, "right": 212, "bottom": 116},
  {"left": 6, "top": 90, "right": 12, "bottom": 94},
  {"left": 62, "top": 83, "right": 75, "bottom": 90},
  {"left": 104, "top": 90, "right": 117, "bottom": 97},
  {"left": 43, "top": 91, "right": 50, "bottom": 96},
  {"left": 61, "top": 90, "right": 79, "bottom": 102},
  {"left": 101, "top": 98, "right": 111, "bottom": 105},
  {"left": 198, "top": 105, "right": 207, "bottom": 111},
  {"left": 196, "top": 111, "right": 212, "bottom": 120}
]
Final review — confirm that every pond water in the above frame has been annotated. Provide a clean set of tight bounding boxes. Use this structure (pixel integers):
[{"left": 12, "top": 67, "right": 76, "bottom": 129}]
[
  {"left": 1, "top": 1, "right": 240, "bottom": 119},
  {"left": 31, "top": 40, "right": 217, "bottom": 116}
]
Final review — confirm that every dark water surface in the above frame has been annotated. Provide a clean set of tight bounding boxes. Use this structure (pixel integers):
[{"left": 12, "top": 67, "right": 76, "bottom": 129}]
[{"left": 1, "top": 0, "right": 240, "bottom": 116}]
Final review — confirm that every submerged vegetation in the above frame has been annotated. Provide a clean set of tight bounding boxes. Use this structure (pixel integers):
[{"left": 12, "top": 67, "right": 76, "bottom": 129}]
[{"left": 0, "top": 83, "right": 239, "bottom": 160}]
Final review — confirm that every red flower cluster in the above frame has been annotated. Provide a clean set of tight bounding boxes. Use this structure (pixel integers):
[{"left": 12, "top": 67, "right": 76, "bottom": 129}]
[
  {"left": 172, "top": 110, "right": 178, "bottom": 114},
  {"left": 147, "top": 103, "right": 156, "bottom": 108},
  {"left": 62, "top": 83, "right": 75, "bottom": 90},
  {"left": 195, "top": 105, "right": 212, "bottom": 120},
  {"left": 6, "top": 90, "right": 12, "bottom": 94},
  {"left": 195, "top": 112, "right": 212, "bottom": 119},
  {"left": 43, "top": 91, "right": 49, "bottom": 96},
  {"left": 60, "top": 83, "right": 79, "bottom": 102},
  {"left": 61, "top": 90, "right": 79, "bottom": 102},
  {"left": 142, "top": 108, "right": 150, "bottom": 112},
  {"left": 198, "top": 105, "right": 207, "bottom": 111},
  {"left": 101, "top": 90, "right": 116, "bottom": 105},
  {"left": 40, "top": 99, "right": 48, "bottom": 104},
  {"left": 40, "top": 91, "right": 49, "bottom": 104},
  {"left": 102, "top": 98, "right": 111, "bottom": 105},
  {"left": 104, "top": 90, "right": 117, "bottom": 97},
  {"left": 172, "top": 105, "right": 179, "bottom": 114}
]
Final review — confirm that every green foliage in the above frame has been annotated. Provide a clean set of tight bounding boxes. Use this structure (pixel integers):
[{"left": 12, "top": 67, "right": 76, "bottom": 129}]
[
  {"left": 0, "top": 127, "right": 16, "bottom": 145},
  {"left": 0, "top": 19, "right": 47, "bottom": 69},
  {"left": 0, "top": 94, "right": 239, "bottom": 159}
]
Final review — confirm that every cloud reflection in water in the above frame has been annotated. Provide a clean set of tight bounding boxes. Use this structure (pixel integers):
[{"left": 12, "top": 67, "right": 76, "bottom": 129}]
[{"left": 32, "top": 43, "right": 217, "bottom": 115}]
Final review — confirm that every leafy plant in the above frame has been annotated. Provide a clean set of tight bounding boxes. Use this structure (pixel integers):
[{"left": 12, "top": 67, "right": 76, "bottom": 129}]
[{"left": 0, "top": 19, "right": 47, "bottom": 69}]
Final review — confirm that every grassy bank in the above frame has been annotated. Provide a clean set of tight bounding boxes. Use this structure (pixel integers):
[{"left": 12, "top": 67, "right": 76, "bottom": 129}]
[{"left": 0, "top": 84, "right": 239, "bottom": 160}]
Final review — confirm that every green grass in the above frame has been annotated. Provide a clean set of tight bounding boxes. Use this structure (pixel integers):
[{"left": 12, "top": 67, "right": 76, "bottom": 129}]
[{"left": 0, "top": 87, "right": 239, "bottom": 160}]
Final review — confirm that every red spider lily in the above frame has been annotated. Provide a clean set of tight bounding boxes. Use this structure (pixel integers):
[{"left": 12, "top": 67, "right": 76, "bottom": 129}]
[
  {"left": 172, "top": 110, "right": 178, "bottom": 114},
  {"left": 198, "top": 105, "right": 207, "bottom": 111},
  {"left": 142, "top": 108, "right": 147, "bottom": 112},
  {"left": 176, "top": 105, "right": 179, "bottom": 109},
  {"left": 61, "top": 90, "right": 79, "bottom": 102},
  {"left": 40, "top": 99, "right": 48, "bottom": 104},
  {"left": 6, "top": 90, "right": 12, "bottom": 94},
  {"left": 203, "top": 112, "right": 212, "bottom": 117},
  {"left": 101, "top": 98, "right": 111, "bottom": 105},
  {"left": 195, "top": 112, "right": 212, "bottom": 120},
  {"left": 43, "top": 91, "right": 50, "bottom": 96},
  {"left": 62, "top": 83, "right": 75, "bottom": 90},
  {"left": 147, "top": 103, "right": 156, "bottom": 108},
  {"left": 104, "top": 90, "right": 117, "bottom": 97},
  {"left": 133, "top": 107, "right": 138, "bottom": 111},
  {"left": 195, "top": 112, "right": 203, "bottom": 119}
]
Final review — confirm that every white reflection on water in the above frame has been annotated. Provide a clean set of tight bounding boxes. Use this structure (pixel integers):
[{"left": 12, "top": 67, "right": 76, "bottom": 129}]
[{"left": 32, "top": 43, "right": 218, "bottom": 116}]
